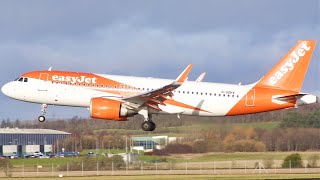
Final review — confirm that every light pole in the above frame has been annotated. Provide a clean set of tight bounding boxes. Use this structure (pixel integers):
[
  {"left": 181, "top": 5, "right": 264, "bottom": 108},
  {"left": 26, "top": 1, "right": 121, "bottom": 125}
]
[{"left": 108, "top": 141, "right": 112, "bottom": 154}]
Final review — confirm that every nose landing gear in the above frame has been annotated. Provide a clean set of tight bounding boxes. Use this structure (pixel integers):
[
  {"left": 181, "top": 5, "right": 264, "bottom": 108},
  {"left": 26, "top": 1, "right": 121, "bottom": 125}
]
[{"left": 38, "top": 104, "right": 48, "bottom": 122}]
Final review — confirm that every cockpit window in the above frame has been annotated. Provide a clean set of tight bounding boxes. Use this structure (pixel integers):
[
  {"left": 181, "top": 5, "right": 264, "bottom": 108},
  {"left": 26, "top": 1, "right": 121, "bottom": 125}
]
[
  {"left": 18, "top": 77, "right": 23, "bottom": 82},
  {"left": 24, "top": 78, "right": 28, "bottom": 82},
  {"left": 14, "top": 78, "right": 19, "bottom": 81}
]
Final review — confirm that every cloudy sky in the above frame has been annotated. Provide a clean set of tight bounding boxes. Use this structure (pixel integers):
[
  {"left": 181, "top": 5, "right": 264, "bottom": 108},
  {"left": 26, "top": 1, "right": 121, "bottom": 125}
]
[{"left": 0, "top": 0, "right": 319, "bottom": 120}]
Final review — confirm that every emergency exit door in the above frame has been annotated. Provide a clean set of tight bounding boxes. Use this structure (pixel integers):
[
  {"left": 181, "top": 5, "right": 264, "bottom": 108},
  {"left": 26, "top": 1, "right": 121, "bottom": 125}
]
[{"left": 245, "top": 89, "right": 255, "bottom": 106}]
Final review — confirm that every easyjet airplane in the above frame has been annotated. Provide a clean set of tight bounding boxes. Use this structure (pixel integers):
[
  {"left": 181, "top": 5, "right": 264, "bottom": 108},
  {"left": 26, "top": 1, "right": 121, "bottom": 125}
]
[{"left": 1, "top": 40, "right": 317, "bottom": 131}]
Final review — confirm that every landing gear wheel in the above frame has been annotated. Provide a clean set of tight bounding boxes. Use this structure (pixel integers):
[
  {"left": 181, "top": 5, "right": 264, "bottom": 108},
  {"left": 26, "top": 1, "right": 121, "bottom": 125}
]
[
  {"left": 38, "top": 116, "right": 46, "bottom": 122},
  {"left": 38, "top": 104, "right": 48, "bottom": 123},
  {"left": 150, "top": 121, "right": 156, "bottom": 131},
  {"left": 141, "top": 121, "right": 156, "bottom": 131}
]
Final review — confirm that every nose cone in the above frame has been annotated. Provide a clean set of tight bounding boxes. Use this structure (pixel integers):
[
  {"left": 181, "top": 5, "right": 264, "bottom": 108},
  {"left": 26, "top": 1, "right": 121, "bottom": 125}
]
[{"left": 1, "top": 83, "right": 11, "bottom": 97}]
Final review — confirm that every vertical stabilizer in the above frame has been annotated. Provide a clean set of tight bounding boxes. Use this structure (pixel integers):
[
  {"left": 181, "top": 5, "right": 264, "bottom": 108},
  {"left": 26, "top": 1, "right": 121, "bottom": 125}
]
[{"left": 256, "top": 40, "right": 316, "bottom": 92}]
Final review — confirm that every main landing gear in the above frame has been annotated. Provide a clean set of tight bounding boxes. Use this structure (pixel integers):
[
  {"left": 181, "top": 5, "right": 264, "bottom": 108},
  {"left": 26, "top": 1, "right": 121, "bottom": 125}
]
[
  {"left": 141, "top": 121, "right": 156, "bottom": 131},
  {"left": 38, "top": 104, "right": 48, "bottom": 122},
  {"left": 141, "top": 114, "right": 156, "bottom": 131}
]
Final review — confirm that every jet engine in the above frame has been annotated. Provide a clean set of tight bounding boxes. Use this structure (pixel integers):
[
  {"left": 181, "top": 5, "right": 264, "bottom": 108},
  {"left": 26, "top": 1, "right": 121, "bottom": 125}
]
[{"left": 90, "top": 98, "right": 136, "bottom": 121}]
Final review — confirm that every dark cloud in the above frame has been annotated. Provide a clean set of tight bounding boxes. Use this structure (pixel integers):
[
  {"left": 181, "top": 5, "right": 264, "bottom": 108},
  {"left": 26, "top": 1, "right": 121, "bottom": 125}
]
[{"left": 0, "top": 0, "right": 319, "bottom": 119}]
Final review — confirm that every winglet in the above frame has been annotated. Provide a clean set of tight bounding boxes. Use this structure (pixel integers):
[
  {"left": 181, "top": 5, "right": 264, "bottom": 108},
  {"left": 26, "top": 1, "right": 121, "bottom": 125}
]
[
  {"left": 175, "top": 64, "right": 193, "bottom": 83},
  {"left": 196, "top": 72, "right": 206, "bottom": 82}
]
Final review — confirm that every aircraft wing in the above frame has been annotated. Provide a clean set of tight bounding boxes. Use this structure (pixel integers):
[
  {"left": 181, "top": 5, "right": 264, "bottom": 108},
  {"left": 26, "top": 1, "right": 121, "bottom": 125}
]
[{"left": 122, "top": 64, "right": 193, "bottom": 111}]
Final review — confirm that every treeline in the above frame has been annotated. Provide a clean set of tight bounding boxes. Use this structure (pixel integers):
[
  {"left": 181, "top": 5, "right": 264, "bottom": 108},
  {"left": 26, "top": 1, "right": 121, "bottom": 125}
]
[
  {"left": 280, "top": 110, "right": 320, "bottom": 128},
  {"left": 0, "top": 114, "right": 186, "bottom": 134},
  {"left": 199, "top": 126, "right": 320, "bottom": 152},
  {"left": 1, "top": 103, "right": 320, "bottom": 152},
  {"left": 56, "top": 126, "right": 320, "bottom": 153}
]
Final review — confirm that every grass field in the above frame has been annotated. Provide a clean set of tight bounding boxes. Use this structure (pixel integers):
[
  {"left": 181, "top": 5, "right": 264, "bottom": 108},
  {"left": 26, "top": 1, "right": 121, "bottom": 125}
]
[
  {"left": 0, "top": 174, "right": 320, "bottom": 180},
  {"left": 9, "top": 151, "right": 320, "bottom": 167},
  {"left": 93, "top": 121, "right": 281, "bottom": 136},
  {"left": 182, "top": 121, "right": 280, "bottom": 131},
  {"left": 168, "top": 151, "right": 320, "bottom": 162}
]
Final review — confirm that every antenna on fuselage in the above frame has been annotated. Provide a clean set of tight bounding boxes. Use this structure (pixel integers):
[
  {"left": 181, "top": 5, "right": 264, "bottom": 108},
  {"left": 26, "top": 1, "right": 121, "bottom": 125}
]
[{"left": 48, "top": 67, "right": 52, "bottom": 71}]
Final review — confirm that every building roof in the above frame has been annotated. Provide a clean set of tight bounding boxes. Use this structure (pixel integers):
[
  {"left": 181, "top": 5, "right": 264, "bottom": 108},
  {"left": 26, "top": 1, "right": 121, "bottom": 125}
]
[
  {"left": 131, "top": 136, "right": 168, "bottom": 143},
  {"left": 0, "top": 128, "right": 71, "bottom": 135}
]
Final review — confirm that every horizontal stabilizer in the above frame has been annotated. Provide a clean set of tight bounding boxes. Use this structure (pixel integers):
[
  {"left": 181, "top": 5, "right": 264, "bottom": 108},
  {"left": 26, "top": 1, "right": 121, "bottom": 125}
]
[{"left": 272, "top": 93, "right": 318, "bottom": 105}]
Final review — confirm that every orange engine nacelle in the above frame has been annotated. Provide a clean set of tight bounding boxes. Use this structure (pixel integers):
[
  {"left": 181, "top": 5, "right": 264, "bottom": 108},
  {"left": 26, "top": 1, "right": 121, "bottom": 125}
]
[{"left": 90, "top": 98, "right": 135, "bottom": 121}]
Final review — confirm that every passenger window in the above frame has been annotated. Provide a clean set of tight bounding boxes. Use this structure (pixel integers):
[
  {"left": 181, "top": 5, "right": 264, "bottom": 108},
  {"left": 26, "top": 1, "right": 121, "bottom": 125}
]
[{"left": 24, "top": 78, "right": 28, "bottom": 82}]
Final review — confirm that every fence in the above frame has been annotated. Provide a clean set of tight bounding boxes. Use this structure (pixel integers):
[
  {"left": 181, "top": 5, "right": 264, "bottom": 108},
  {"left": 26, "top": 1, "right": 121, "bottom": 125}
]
[{"left": 1, "top": 160, "right": 320, "bottom": 177}]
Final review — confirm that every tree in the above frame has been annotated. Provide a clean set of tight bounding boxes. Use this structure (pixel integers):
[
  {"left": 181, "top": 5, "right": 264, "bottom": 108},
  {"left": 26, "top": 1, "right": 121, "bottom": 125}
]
[
  {"left": 307, "top": 154, "right": 320, "bottom": 168},
  {"left": 1, "top": 120, "right": 6, "bottom": 127},
  {"left": 263, "top": 156, "right": 274, "bottom": 169},
  {"left": 280, "top": 112, "right": 304, "bottom": 128},
  {"left": 192, "top": 140, "right": 207, "bottom": 153},
  {"left": 0, "top": 159, "right": 12, "bottom": 176},
  {"left": 282, "top": 153, "right": 303, "bottom": 168}
]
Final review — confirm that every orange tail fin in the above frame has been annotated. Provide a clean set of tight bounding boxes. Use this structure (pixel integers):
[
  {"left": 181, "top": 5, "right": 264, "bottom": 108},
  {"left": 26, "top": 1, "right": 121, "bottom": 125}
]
[{"left": 256, "top": 40, "right": 316, "bottom": 92}]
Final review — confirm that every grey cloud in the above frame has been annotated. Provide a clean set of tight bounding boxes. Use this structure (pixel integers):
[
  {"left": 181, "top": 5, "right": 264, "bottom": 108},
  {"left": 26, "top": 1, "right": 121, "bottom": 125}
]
[
  {"left": 0, "top": 0, "right": 319, "bottom": 119},
  {"left": 0, "top": 0, "right": 318, "bottom": 40}
]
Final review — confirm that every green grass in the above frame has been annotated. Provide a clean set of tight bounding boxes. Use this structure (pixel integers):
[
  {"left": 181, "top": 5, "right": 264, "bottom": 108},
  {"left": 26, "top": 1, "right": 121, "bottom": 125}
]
[
  {"left": 234, "top": 121, "right": 280, "bottom": 129},
  {"left": 183, "top": 121, "right": 280, "bottom": 131},
  {"left": 80, "top": 149, "right": 127, "bottom": 155},
  {"left": 141, "top": 151, "right": 320, "bottom": 163},
  {"left": 94, "top": 121, "right": 281, "bottom": 136},
  {"left": 11, "top": 151, "right": 320, "bottom": 167},
  {"left": 10, "top": 156, "right": 80, "bottom": 166}
]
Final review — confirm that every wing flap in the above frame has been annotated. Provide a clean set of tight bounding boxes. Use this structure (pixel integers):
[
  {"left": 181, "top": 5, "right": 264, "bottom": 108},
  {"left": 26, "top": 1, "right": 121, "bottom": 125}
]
[{"left": 122, "top": 64, "right": 193, "bottom": 110}]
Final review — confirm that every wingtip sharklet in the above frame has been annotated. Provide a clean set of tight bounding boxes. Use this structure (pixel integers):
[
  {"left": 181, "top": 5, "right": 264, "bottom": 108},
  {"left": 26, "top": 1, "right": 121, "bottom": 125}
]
[{"left": 175, "top": 64, "right": 193, "bottom": 83}]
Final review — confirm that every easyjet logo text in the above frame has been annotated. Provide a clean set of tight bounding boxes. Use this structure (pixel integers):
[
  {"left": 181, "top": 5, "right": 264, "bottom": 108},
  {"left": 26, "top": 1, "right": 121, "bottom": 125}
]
[
  {"left": 52, "top": 75, "right": 97, "bottom": 84},
  {"left": 269, "top": 41, "right": 311, "bottom": 85}
]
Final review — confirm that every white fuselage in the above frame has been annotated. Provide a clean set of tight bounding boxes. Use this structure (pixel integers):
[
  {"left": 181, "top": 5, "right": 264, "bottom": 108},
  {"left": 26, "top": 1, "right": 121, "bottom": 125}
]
[{"left": 3, "top": 74, "right": 253, "bottom": 117}]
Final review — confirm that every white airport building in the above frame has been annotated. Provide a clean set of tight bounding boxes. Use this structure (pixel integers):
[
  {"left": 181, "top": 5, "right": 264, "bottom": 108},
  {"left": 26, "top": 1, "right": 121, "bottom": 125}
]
[
  {"left": 0, "top": 128, "right": 71, "bottom": 156},
  {"left": 131, "top": 135, "right": 179, "bottom": 151}
]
